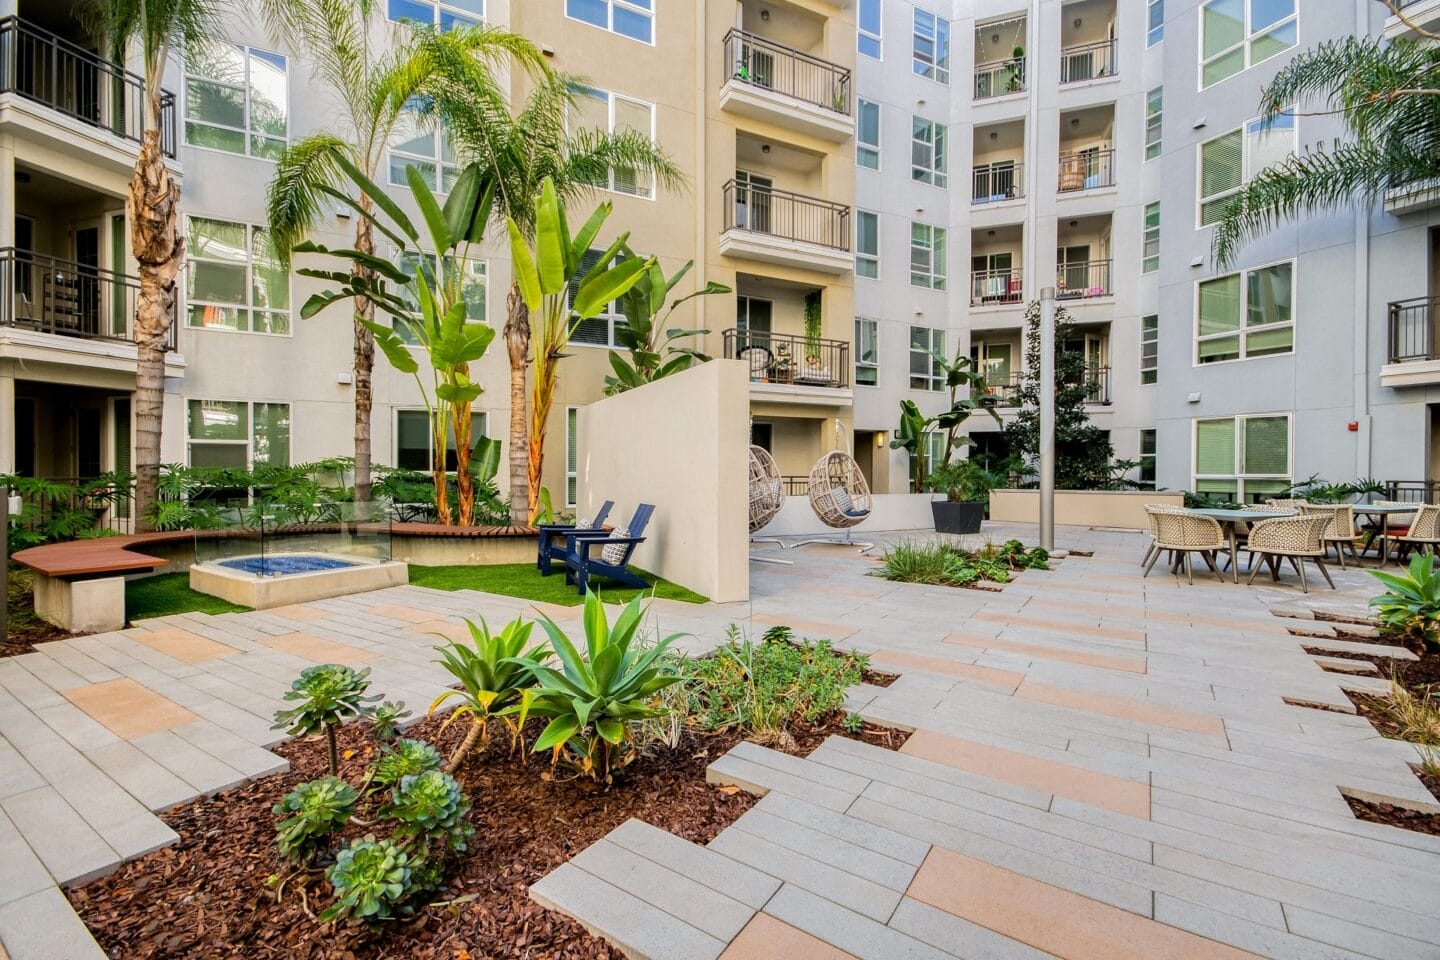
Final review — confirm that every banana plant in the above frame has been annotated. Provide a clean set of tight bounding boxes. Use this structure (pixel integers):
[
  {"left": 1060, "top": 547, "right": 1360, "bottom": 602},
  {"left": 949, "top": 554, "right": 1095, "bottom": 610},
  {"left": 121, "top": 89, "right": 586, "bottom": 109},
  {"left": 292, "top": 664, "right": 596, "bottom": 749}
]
[
  {"left": 603, "top": 254, "right": 730, "bottom": 396},
  {"left": 429, "top": 616, "right": 549, "bottom": 772},
  {"left": 890, "top": 347, "right": 1002, "bottom": 492},
  {"left": 508, "top": 178, "right": 655, "bottom": 523},
  {"left": 292, "top": 156, "right": 496, "bottom": 525}
]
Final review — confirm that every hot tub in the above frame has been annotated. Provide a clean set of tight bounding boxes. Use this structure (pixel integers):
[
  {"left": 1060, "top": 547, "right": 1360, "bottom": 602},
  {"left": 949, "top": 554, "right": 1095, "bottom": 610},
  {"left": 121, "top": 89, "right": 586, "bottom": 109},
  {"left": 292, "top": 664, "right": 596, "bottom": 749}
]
[{"left": 190, "top": 552, "right": 408, "bottom": 609}]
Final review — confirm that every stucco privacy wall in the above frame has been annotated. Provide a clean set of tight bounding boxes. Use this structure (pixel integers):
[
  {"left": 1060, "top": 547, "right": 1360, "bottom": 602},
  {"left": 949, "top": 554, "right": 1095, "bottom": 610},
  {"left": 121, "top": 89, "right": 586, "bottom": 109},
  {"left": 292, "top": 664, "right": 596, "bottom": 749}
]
[
  {"left": 989, "top": 490, "right": 1186, "bottom": 530},
  {"left": 757, "top": 493, "right": 937, "bottom": 537},
  {"left": 575, "top": 360, "right": 750, "bottom": 603}
]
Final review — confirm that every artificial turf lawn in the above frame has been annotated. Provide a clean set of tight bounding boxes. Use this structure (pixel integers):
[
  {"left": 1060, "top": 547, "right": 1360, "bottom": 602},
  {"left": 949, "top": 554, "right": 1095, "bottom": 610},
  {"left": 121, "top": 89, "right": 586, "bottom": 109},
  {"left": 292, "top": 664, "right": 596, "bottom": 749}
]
[
  {"left": 407, "top": 563, "right": 708, "bottom": 606},
  {"left": 126, "top": 573, "right": 249, "bottom": 622}
]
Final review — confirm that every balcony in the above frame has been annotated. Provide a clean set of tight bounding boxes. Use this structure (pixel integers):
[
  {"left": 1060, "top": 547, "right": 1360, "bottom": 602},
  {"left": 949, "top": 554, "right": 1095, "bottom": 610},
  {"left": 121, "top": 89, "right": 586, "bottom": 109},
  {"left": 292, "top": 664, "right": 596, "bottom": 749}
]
[
  {"left": 726, "top": 328, "right": 852, "bottom": 405},
  {"left": 1059, "top": 38, "right": 1117, "bottom": 84},
  {"left": 1057, "top": 259, "right": 1111, "bottom": 300},
  {"left": 979, "top": 365, "right": 1110, "bottom": 406},
  {"left": 1058, "top": 149, "right": 1114, "bottom": 192},
  {"left": 970, "top": 267, "right": 1023, "bottom": 307},
  {"left": 720, "top": 29, "right": 853, "bottom": 142},
  {"left": 974, "top": 57, "right": 1025, "bottom": 100},
  {"left": 720, "top": 180, "right": 853, "bottom": 274},
  {"left": 0, "top": 16, "right": 177, "bottom": 160},
  {"left": 972, "top": 161, "right": 1023, "bottom": 205},
  {"left": 1381, "top": 295, "right": 1440, "bottom": 387}
]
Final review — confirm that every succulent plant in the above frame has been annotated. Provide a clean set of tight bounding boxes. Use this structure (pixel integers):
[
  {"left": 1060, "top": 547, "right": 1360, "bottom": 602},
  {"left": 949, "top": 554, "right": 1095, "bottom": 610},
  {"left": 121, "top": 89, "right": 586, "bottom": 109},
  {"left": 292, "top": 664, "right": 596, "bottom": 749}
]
[
  {"left": 273, "top": 776, "right": 358, "bottom": 866},
  {"left": 382, "top": 769, "right": 474, "bottom": 857},
  {"left": 319, "top": 836, "right": 416, "bottom": 924},
  {"left": 272, "top": 664, "right": 380, "bottom": 775},
  {"left": 368, "top": 738, "right": 443, "bottom": 792},
  {"left": 431, "top": 616, "right": 549, "bottom": 771},
  {"left": 369, "top": 700, "right": 412, "bottom": 742}
]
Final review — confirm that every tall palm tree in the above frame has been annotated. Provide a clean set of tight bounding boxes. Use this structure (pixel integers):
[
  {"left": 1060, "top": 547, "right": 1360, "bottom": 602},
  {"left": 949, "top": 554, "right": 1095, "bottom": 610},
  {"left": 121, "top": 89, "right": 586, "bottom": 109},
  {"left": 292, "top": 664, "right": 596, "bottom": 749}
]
[
  {"left": 429, "top": 68, "right": 684, "bottom": 523},
  {"left": 89, "top": 0, "right": 219, "bottom": 531},
  {"left": 1211, "top": 3, "right": 1440, "bottom": 267},
  {"left": 258, "top": 0, "right": 543, "bottom": 503}
]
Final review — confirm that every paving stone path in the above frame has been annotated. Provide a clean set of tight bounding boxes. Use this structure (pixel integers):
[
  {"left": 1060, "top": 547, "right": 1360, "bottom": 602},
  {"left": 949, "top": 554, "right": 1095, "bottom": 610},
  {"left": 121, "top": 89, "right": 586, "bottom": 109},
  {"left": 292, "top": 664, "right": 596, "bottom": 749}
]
[{"left": 1, "top": 524, "right": 1437, "bottom": 959}]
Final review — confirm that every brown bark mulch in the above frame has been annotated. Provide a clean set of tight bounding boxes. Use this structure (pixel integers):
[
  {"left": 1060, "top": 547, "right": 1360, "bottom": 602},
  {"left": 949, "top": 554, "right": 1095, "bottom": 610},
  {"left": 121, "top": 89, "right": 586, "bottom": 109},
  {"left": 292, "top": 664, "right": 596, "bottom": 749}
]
[
  {"left": 1344, "top": 766, "right": 1440, "bottom": 837},
  {"left": 3, "top": 572, "right": 74, "bottom": 657},
  {"left": 70, "top": 711, "right": 908, "bottom": 959}
]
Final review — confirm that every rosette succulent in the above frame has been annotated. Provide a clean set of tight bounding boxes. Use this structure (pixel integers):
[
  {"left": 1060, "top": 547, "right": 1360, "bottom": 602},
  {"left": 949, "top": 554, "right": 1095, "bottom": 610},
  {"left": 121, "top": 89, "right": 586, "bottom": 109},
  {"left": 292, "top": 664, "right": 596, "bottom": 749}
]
[
  {"left": 272, "top": 664, "right": 380, "bottom": 775},
  {"left": 368, "top": 738, "right": 443, "bottom": 792},
  {"left": 319, "top": 836, "right": 415, "bottom": 924},
  {"left": 273, "top": 776, "right": 358, "bottom": 865}
]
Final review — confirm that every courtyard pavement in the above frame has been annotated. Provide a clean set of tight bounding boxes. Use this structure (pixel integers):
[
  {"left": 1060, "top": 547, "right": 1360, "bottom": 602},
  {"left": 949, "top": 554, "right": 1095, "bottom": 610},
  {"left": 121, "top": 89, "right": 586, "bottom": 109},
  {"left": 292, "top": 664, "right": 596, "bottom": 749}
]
[{"left": 1, "top": 523, "right": 1437, "bottom": 959}]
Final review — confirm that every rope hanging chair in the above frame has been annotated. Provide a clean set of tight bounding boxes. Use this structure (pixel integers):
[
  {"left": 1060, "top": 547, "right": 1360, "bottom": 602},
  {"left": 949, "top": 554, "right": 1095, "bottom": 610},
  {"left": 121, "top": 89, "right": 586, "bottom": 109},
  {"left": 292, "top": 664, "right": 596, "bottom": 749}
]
[
  {"left": 747, "top": 444, "right": 785, "bottom": 533},
  {"left": 795, "top": 435, "right": 874, "bottom": 552}
]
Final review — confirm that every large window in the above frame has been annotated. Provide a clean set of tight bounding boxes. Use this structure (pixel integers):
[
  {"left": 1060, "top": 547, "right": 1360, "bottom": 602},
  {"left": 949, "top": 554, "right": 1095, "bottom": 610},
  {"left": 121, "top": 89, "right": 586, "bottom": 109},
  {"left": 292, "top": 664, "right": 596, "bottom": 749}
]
[
  {"left": 387, "top": 0, "right": 481, "bottom": 30},
  {"left": 1194, "top": 414, "right": 1290, "bottom": 503},
  {"left": 570, "top": 86, "right": 656, "bottom": 198},
  {"left": 391, "top": 254, "right": 486, "bottom": 343},
  {"left": 910, "top": 222, "right": 946, "bottom": 289},
  {"left": 1196, "top": 261, "right": 1293, "bottom": 363},
  {"left": 184, "top": 44, "right": 288, "bottom": 159},
  {"left": 1142, "top": 202, "right": 1160, "bottom": 273},
  {"left": 1200, "top": 0, "right": 1296, "bottom": 88},
  {"left": 569, "top": 248, "right": 627, "bottom": 346},
  {"left": 566, "top": 408, "right": 579, "bottom": 507},
  {"left": 188, "top": 400, "right": 290, "bottom": 469},
  {"left": 858, "top": 0, "right": 882, "bottom": 59},
  {"left": 909, "top": 325, "right": 945, "bottom": 390},
  {"left": 188, "top": 217, "right": 289, "bottom": 334},
  {"left": 1147, "top": 0, "right": 1164, "bottom": 46},
  {"left": 1144, "top": 88, "right": 1162, "bottom": 161},
  {"left": 911, "top": 116, "right": 947, "bottom": 187},
  {"left": 389, "top": 103, "right": 459, "bottom": 192},
  {"left": 1198, "top": 112, "right": 1295, "bottom": 226},
  {"left": 855, "top": 318, "right": 879, "bottom": 386},
  {"left": 1139, "top": 429, "right": 1157, "bottom": 487},
  {"left": 566, "top": 0, "right": 652, "bottom": 44},
  {"left": 395, "top": 409, "right": 487, "bottom": 472},
  {"left": 857, "top": 99, "right": 881, "bottom": 169},
  {"left": 912, "top": 10, "right": 950, "bottom": 84},
  {"left": 1141, "top": 314, "right": 1158, "bottom": 384},
  {"left": 855, "top": 211, "right": 879, "bottom": 279}
]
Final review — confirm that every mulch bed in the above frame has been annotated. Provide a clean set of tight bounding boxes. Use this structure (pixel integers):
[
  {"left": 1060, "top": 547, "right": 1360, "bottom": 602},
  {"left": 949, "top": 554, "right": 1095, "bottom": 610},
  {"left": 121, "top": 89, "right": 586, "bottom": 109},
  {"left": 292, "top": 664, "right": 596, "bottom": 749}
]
[
  {"left": 861, "top": 669, "right": 900, "bottom": 688},
  {"left": 1344, "top": 766, "right": 1440, "bottom": 836},
  {"left": 3, "top": 573, "right": 76, "bottom": 657},
  {"left": 70, "top": 711, "right": 908, "bottom": 959}
]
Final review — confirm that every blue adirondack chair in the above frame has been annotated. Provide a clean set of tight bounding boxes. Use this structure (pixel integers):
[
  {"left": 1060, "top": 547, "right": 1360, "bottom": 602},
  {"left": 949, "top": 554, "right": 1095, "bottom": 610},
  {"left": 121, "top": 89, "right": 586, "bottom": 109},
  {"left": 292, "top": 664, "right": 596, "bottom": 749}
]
[
  {"left": 536, "top": 500, "right": 614, "bottom": 574},
  {"left": 563, "top": 503, "right": 656, "bottom": 596}
]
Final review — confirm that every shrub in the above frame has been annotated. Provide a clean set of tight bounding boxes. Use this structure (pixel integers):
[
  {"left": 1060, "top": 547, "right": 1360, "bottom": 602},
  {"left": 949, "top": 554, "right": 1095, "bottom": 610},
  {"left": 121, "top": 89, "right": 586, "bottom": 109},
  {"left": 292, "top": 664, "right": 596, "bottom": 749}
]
[
  {"left": 1370, "top": 554, "right": 1440, "bottom": 650},
  {"left": 273, "top": 777, "right": 358, "bottom": 866},
  {"left": 431, "top": 616, "right": 549, "bottom": 771},
  {"left": 881, "top": 539, "right": 1047, "bottom": 589},
  {"left": 369, "top": 738, "right": 443, "bottom": 792},
  {"left": 879, "top": 541, "right": 952, "bottom": 584},
  {"left": 319, "top": 836, "right": 417, "bottom": 924},
  {"left": 273, "top": 664, "right": 381, "bottom": 776},
  {"left": 1369, "top": 678, "right": 1440, "bottom": 746}
]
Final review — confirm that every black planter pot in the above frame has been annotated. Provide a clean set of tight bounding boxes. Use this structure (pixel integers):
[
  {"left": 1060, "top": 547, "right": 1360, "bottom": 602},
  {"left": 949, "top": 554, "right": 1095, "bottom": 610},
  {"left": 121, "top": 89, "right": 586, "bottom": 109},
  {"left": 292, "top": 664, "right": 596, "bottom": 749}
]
[{"left": 931, "top": 500, "right": 984, "bottom": 534}]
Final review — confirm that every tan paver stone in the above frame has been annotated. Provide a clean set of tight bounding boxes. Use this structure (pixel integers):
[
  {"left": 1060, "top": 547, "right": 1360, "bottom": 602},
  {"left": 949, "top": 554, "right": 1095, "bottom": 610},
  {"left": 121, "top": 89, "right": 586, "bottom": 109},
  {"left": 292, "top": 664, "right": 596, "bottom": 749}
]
[
  {"left": 900, "top": 729, "right": 1151, "bottom": 819},
  {"left": 944, "top": 633, "right": 1147, "bottom": 674},
  {"left": 130, "top": 628, "right": 236, "bottom": 665},
  {"left": 749, "top": 613, "right": 857, "bottom": 640},
  {"left": 1015, "top": 680, "right": 1226, "bottom": 737},
  {"left": 408, "top": 620, "right": 471, "bottom": 642},
  {"left": 976, "top": 610, "right": 1147, "bottom": 644},
  {"left": 718, "top": 912, "right": 858, "bottom": 960},
  {"left": 267, "top": 604, "right": 329, "bottom": 622},
  {"left": 63, "top": 679, "right": 196, "bottom": 740},
  {"left": 907, "top": 847, "right": 1263, "bottom": 960},
  {"left": 871, "top": 650, "right": 1024, "bottom": 692},
  {"left": 792, "top": 582, "right": 893, "bottom": 600},
  {"left": 367, "top": 603, "right": 441, "bottom": 623},
  {"left": 261, "top": 632, "right": 375, "bottom": 665},
  {"left": 527, "top": 601, "right": 584, "bottom": 621}
]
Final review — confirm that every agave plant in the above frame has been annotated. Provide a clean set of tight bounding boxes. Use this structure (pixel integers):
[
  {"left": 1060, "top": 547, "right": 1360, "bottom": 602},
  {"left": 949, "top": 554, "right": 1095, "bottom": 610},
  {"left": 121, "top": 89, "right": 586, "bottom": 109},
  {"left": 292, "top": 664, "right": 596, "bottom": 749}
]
[
  {"left": 273, "top": 664, "right": 381, "bottom": 776},
  {"left": 273, "top": 776, "right": 358, "bottom": 866},
  {"left": 1370, "top": 553, "right": 1440, "bottom": 650},
  {"left": 430, "top": 617, "right": 549, "bottom": 771},
  {"left": 319, "top": 836, "right": 416, "bottom": 924},
  {"left": 507, "top": 592, "right": 683, "bottom": 784}
]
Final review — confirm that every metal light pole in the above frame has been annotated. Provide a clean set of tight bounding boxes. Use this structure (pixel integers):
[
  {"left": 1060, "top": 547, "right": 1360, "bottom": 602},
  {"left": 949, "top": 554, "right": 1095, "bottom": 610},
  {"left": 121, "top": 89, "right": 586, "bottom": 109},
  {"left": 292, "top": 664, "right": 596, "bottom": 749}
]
[{"left": 1038, "top": 288, "right": 1056, "bottom": 551}]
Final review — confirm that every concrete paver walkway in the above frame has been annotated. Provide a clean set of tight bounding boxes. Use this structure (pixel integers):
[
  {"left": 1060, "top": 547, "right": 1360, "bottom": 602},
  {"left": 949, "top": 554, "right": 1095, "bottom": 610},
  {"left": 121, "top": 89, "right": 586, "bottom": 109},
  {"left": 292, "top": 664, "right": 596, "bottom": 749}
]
[{"left": 1, "top": 523, "right": 1437, "bottom": 958}]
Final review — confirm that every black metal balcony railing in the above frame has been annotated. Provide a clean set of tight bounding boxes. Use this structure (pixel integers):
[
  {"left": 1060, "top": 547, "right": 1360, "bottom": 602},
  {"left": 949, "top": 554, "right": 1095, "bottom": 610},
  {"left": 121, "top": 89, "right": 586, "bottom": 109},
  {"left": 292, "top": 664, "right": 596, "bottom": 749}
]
[
  {"left": 780, "top": 475, "right": 810, "bottom": 496},
  {"left": 979, "top": 365, "right": 1110, "bottom": 405},
  {"left": 1082, "top": 364, "right": 1112, "bottom": 404},
  {"left": 1382, "top": 480, "right": 1439, "bottom": 503},
  {"left": 1058, "top": 149, "right": 1115, "bottom": 191},
  {"left": 0, "top": 17, "right": 177, "bottom": 158},
  {"left": 974, "top": 57, "right": 1026, "bottom": 99},
  {"left": 724, "top": 28, "right": 851, "bottom": 116},
  {"left": 0, "top": 247, "right": 175, "bottom": 348},
  {"left": 1388, "top": 295, "right": 1440, "bottom": 363},
  {"left": 972, "top": 162, "right": 1023, "bottom": 204},
  {"left": 726, "top": 328, "right": 850, "bottom": 389},
  {"left": 1057, "top": 259, "right": 1112, "bottom": 299},
  {"left": 723, "top": 180, "right": 851, "bottom": 251},
  {"left": 970, "top": 267, "right": 1023, "bottom": 306},
  {"left": 1059, "top": 38, "right": 1118, "bottom": 83}
]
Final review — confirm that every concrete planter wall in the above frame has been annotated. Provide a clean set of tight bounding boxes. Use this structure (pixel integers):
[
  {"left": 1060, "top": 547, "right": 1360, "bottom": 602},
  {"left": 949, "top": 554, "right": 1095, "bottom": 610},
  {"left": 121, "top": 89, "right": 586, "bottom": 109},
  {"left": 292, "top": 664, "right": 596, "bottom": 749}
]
[
  {"left": 987, "top": 489, "right": 1185, "bottom": 530},
  {"left": 756, "top": 493, "right": 938, "bottom": 537}
]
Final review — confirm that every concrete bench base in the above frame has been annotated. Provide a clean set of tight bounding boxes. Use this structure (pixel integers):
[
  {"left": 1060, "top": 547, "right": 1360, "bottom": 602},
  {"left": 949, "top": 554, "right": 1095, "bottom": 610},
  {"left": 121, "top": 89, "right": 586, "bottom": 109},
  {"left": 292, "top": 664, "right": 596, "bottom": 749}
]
[{"left": 32, "top": 575, "right": 127, "bottom": 633}]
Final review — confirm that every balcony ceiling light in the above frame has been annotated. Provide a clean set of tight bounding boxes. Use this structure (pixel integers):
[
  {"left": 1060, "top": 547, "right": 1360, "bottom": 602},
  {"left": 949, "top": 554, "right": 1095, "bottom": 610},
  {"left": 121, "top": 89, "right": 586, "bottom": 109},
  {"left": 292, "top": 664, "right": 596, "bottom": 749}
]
[
  {"left": 989, "top": 131, "right": 998, "bottom": 140},
  {"left": 760, "top": 9, "right": 769, "bottom": 20},
  {"left": 761, "top": 144, "right": 771, "bottom": 153},
  {"left": 1073, "top": 18, "right": 1082, "bottom": 28}
]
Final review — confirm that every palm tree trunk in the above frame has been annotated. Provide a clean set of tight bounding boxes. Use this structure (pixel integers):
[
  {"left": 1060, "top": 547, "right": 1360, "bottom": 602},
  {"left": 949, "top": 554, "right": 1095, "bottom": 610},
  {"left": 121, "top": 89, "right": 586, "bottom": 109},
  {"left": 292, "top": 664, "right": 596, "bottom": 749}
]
[
  {"left": 453, "top": 381, "right": 473, "bottom": 525},
  {"left": 352, "top": 202, "right": 375, "bottom": 506},
  {"left": 505, "top": 284, "right": 530, "bottom": 526},
  {"left": 444, "top": 717, "right": 486, "bottom": 773},
  {"left": 129, "top": 128, "right": 181, "bottom": 532}
]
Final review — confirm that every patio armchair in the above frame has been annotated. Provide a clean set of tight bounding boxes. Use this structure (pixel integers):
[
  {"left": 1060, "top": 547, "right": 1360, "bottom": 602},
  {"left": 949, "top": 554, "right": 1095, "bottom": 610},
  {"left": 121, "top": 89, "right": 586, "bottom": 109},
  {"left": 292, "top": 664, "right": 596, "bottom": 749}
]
[
  {"left": 562, "top": 503, "right": 656, "bottom": 596},
  {"left": 1387, "top": 504, "right": 1440, "bottom": 563},
  {"left": 1141, "top": 503, "right": 1183, "bottom": 569},
  {"left": 1222, "top": 503, "right": 1292, "bottom": 570},
  {"left": 1243, "top": 514, "right": 1334, "bottom": 593},
  {"left": 1145, "top": 511, "right": 1225, "bottom": 584},
  {"left": 537, "top": 500, "right": 614, "bottom": 574},
  {"left": 1299, "top": 503, "right": 1360, "bottom": 568},
  {"left": 1360, "top": 500, "right": 1422, "bottom": 560},
  {"left": 1264, "top": 498, "right": 1306, "bottom": 509}
]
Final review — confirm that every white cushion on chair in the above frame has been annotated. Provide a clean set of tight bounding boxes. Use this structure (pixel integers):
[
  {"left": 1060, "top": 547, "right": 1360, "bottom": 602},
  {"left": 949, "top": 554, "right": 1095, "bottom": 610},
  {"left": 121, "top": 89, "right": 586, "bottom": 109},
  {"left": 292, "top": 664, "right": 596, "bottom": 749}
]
[
  {"left": 601, "top": 526, "right": 630, "bottom": 565},
  {"left": 576, "top": 516, "right": 593, "bottom": 530},
  {"left": 831, "top": 487, "right": 852, "bottom": 514}
]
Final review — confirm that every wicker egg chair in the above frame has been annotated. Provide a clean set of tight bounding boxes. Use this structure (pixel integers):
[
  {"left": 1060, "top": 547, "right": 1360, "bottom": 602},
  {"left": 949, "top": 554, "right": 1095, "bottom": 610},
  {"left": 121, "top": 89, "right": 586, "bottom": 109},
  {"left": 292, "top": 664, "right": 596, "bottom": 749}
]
[
  {"left": 794, "top": 450, "right": 874, "bottom": 552},
  {"left": 747, "top": 444, "right": 789, "bottom": 557}
]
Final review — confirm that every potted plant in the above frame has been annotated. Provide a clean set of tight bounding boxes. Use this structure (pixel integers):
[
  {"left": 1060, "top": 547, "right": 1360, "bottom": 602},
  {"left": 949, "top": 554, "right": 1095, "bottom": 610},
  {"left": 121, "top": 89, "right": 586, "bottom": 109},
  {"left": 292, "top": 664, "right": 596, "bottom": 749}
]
[
  {"left": 802, "top": 290, "right": 823, "bottom": 366},
  {"left": 925, "top": 458, "right": 1006, "bottom": 534},
  {"left": 1005, "top": 46, "right": 1025, "bottom": 92}
]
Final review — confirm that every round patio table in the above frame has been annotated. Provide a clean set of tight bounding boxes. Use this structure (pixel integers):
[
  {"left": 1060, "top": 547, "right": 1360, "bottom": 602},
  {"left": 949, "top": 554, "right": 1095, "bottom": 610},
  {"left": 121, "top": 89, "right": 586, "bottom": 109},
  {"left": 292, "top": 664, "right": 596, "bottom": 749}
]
[
  {"left": 1182, "top": 507, "right": 1297, "bottom": 583},
  {"left": 1354, "top": 503, "right": 1418, "bottom": 566}
]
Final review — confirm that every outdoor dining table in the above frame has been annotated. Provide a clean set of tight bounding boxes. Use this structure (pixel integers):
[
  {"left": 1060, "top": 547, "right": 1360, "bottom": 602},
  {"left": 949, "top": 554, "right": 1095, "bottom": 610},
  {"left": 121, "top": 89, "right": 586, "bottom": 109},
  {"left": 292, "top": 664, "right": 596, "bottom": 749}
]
[
  {"left": 1354, "top": 503, "right": 1418, "bottom": 566},
  {"left": 1182, "top": 507, "right": 1297, "bottom": 583}
]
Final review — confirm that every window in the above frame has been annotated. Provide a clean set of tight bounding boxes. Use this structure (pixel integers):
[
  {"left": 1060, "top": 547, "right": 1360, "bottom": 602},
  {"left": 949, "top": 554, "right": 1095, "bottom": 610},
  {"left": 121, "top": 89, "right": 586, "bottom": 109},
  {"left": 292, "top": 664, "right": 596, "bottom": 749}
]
[
  {"left": 1144, "top": 88, "right": 1162, "bottom": 161},
  {"left": 390, "top": 102, "right": 459, "bottom": 192},
  {"left": 1147, "top": 0, "right": 1164, "bottom": 46},
  {"left": 395, "top": 409, "right": 487, "bottom": 472},
  {"left": 387, "top": 0, "right": 481, "bottom": 30},
  {"left": 855, "top": 211, "right": 879, "bottom": 278},
  {"left": 1196, "top": 261, "right": 1293, "bottom": 363},
  {"left": 1139, "top": 429, "right": 1157, "bottom": 487},
  {"left": 570, "top": 86, "right": 656, "bottom": 198},
  {"left": 855, "top": 318, "right": 879, "bottom": 386},
  {"left": 566, "top": 0, "right": 652, "bottom": 43},
  {"left": 736, "top": 296, "right": 773, "bottom": 342},
  {"left": 566, "top": 249, "right": 628, "bottom": 347},
  {"left": 185, "top": 44, "right": 288, "bottom": 159},
  {"left": 858, "top": 0, "right": 882, "bottom": 59},
  {"left": 910, "top": 222, "right": 946, "bottom": 289},
  {"left": 1142, "top": 203, "right": 1160, "bottom": 273},
  {"left": 1198, "top": 112, "right": 1295, "bottom": 226},
  {"left": 1201, "top": 0, "right": 1296, "bottom": 89},
  {"left": 188, "top": 400, "right": 290, "bottom": 469},
  {"left": 857, "top": 99, "right": 880, "bottom": 169},
  {"left": 566, "top": 408, "right": 579, "bottom": 507},
  {"left": 909, "top": 325, "right": 945, "bottom": 390},
  {"left": 1194, "top": 414, "right": 1290, "bottom": 503},
  {"left": 1141, "top": 315, "right": 1158, "bottom": 384},
  {"left": 911, "top": 116, "right": 947, "bottom": 187},
  {"left": 912, "top": 10, "right": 950, "bottom": 84},
  {"left": 188, "top": 217, "right": 289, "bottom": 334},
  {"left": 391, "top": 254, "right": 486, "bottom": 343}
]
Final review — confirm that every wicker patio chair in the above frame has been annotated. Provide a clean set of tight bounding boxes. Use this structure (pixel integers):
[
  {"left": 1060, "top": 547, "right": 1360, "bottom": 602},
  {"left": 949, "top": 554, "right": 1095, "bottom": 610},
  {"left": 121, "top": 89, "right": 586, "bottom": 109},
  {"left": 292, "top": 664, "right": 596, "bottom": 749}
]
[
  {"left": 1264, "top": 498, "right": 1306, "bottom": 509},
  {"left": 1389, "top": 504, "right": 1440, "bottom": 563},
  {"left": 1141, "top": 503, "right": 1184, "bottom": 568},
  {"left": 1360, "top": 499, "right": 1419, "bottom": 560},
  {"left": 794, "top": 450, "right": 874, "bottom": 551},
  {"left": 1222, "top": 502, "right": 1292, "bottom": 571},
  {"left": 748, "top": 445, "right": 784, "bottom": 533},
  {"left": 1244, "top": 514, "right": 1334, "bottom": 593},
  {"left": 1145, "top": 511, "right": 1226, "bottom": 584},
  {"left": 1300, "top": 503, "right": 1361, "bottom": 568}
]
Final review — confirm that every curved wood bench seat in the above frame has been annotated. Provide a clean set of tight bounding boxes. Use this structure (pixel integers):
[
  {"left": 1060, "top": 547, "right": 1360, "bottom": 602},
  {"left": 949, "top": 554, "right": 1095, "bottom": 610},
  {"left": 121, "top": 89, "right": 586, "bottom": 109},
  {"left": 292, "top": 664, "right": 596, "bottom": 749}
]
[{"left": 12, "top": 530, "right": 230, "bottom": 579}]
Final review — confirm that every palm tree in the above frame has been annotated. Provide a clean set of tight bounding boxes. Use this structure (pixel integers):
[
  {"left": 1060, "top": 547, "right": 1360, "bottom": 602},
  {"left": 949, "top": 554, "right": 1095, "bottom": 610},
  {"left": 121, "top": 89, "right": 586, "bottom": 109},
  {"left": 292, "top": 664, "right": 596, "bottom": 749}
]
[
  {"left": 89, "top": 0, "right": 219, "bottom": 531},
  {"left": 258, "top": 0, "right": 543, "bottom": 503},
  {"left": 1210, "top": 3, "right": 1440, "bottom": 267},
  {"left": 429, "top": 69, "right": 684, "bottom": 523}
]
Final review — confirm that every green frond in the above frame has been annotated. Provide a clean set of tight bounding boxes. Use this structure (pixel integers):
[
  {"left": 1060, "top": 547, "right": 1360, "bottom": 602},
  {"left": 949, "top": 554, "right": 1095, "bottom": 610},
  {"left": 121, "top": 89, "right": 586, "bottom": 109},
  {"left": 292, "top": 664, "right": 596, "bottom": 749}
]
[{"left": 266, "top": 133, "right": 354, "bottom": 264}]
